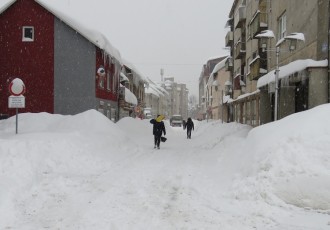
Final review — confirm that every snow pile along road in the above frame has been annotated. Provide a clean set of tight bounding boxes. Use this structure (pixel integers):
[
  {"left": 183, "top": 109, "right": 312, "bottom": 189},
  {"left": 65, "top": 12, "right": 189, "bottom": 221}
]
[{"left": 0, "top": 105, "right": 329, "bottom": 229}]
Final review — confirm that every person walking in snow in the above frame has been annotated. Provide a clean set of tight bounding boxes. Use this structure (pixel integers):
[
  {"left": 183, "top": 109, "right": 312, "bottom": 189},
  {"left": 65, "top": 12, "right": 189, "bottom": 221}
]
[
  {"left": 186, "top": 117, "right": 194, "bottom": 139},
  {"left": 150, "top": 115, "right": 166, "bottom": 149}
]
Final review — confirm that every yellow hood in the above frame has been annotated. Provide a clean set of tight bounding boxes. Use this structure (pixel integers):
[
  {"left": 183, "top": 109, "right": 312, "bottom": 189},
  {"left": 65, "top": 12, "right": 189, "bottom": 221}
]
[{"left": 156, "top": 115, "right": 165, "bottom": 122}]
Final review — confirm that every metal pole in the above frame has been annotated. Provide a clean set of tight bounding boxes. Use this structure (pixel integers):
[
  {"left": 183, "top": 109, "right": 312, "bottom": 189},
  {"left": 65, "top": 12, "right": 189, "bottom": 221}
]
[
  {"left": 16, "top": 108, "right": 18, "bottom": 134},
  {"left": 328, "top": 0, "right": 330, "bottom": 102},
  {"left": 274, "top": 46, "right": 280, "bottom": 121},
  {"left": 221, "top": 90, "right": 224, "bottom": 123}
]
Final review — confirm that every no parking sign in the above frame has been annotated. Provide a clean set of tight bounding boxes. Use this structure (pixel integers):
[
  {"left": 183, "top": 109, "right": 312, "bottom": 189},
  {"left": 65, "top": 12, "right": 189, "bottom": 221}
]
[
  {"left": 8, "top": 78, "right": 26, "bottom": 134},
  {"left": 8, "top": 78, "right": 25, "bottom": 108},
  {"left": 9, "top": 78, "right": 25, "bottom": 96}
]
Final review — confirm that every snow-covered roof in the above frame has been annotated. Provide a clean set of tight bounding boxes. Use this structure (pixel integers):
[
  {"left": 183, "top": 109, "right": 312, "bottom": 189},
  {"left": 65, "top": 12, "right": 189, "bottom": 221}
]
[
  {"left": 205, "top": 55, "right": 226, "bottom": 63},
  {"left": 206, "top": 56, "right": 229, "bottom": 87},
  {"left": 257, "top": 59, "right": 328, "bottom": 88},
  {"left": 122, "top": 59, "right": 147, "bottom": 85},
  {"left": 0, "top": 0, "right": 15, "bottom": 13},
  {"left": 145, "top": 78, "right": 169, "bottom": 97},
  {"left": 0, "top": 0, "right": 122, "bottom": 62},
  {"left": 145, "top": 86, "right": 160, "bottom": 97}
]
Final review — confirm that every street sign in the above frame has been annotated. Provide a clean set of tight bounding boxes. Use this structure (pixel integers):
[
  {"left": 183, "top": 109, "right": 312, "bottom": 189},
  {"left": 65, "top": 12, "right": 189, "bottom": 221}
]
[
  {"left": 7, "top": 78, "right": 26, "bottom": 134},
  {"left": 8, "top": 95, "right": 25, "bottom": 108},
  {"left": 9, "top": 78, "right": 25, "bottom": 96}
]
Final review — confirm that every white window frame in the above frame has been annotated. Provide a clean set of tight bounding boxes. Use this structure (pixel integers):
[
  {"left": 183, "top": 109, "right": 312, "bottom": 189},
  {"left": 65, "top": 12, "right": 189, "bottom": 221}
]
[
  {"left": 22, "top": 26, "right": 34, "bottom": 42},
  {"left": 278, "top": 13, "right": 287, "bottom": 39}
]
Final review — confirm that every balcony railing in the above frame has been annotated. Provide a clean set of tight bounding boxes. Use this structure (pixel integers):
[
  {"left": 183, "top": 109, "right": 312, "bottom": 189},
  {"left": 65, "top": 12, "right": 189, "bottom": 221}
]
[
  {"left": 225, "top": 57, "right": 233, "bottom": 71},
  {"left": 234, "top": 6, "right": 246, "bottom": 29},
  {"left": 225, "top": 31, "right": 233, "bottom": 47},
  {"left": 250, "top": 12, "right": 268, "bottom": 38},
  {"left": 234, "top": 41, "right": 246, "bottom": 60},
  {"left": 248, "top": 55, "right": 267, "bottom": 81}
]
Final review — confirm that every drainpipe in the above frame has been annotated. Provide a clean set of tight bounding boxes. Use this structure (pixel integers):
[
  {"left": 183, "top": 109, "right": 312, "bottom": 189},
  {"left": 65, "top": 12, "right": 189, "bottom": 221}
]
[{"left": 328, "top": 0, "right": 330, "bottom": 102}]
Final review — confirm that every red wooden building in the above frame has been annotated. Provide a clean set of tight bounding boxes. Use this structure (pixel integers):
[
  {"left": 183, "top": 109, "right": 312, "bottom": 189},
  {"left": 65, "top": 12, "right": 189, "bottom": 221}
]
[{"left": 0, "top": 0, "right": 122, "bottom": 121}]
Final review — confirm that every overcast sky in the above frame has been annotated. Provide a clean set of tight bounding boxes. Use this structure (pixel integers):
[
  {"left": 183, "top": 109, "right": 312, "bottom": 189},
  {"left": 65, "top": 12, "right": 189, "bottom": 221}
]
[{"left": 42, "top": 0, "right": 233, "bottom": 97}]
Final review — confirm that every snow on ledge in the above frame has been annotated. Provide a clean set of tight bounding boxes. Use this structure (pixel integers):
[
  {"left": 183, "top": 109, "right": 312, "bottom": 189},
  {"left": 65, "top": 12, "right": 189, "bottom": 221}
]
[
  {"left": 257, "top": 59, "right": 328, "bottom": 88},
  {"left": 255, "top": 30, "right": 275, "bottom": 39},
  {"left": 125, "top": 88, "right": 137, "bottom": 105}
]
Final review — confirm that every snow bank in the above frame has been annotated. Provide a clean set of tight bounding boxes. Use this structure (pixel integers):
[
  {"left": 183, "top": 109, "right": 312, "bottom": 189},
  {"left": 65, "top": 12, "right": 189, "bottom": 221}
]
[
  {"left": 1, "top": 106, "right": 329, "bottom": 229},
  {"left": 242, "top": 104, "right": 330, "bottom": 211}
]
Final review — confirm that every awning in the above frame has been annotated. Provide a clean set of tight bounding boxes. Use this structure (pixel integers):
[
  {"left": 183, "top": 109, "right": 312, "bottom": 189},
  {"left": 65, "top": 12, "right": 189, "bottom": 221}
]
[
  {"left": 120, "top": 84, "right": 137, "bottom": 105},
  {"left": 257, "top": 59, "right": 328, "bottom": 88},
  {"left": 125, "top": 88, "right": 137, "bottom": 105}
]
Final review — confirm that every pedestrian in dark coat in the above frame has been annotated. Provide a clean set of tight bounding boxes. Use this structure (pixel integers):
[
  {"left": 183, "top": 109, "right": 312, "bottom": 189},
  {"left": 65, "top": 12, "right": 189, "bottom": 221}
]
[
  {"left": 150, "top": 115, "right": 166, "bottom": 149},
  {"left": 186, "top": 117, "right": 194, "bottom": 139}
]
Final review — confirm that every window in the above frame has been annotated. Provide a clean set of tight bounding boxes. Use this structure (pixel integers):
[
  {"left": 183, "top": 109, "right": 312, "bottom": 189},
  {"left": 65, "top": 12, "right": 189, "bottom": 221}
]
[
  {"left": 22, "top": 26, "right": 34, "bottom": 42},
  {"left": 278, "top": 13, "right": 286, "bottom": 39}
]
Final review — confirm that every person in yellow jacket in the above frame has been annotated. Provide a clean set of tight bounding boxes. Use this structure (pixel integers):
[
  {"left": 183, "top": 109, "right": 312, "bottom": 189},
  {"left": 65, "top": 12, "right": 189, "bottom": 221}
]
[{"left": 150, "top": 115, "right": 166, "bottom": 149}]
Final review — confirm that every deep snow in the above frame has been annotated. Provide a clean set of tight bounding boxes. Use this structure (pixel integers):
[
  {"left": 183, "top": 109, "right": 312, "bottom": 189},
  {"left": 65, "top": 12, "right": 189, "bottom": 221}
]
[{"left": 0, "top": 105, "right": 330, "bottom": 229}]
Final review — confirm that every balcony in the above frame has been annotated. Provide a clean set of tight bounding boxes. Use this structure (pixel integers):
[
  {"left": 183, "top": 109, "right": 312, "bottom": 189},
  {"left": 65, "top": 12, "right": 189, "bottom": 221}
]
[
  {"left": 225, "top": 57, "right": 233, "bottom": 71},
  {"left": 234, "top": 41, "right": 246, "bottom": 60},
  {"left": 250, "top": 11, "right": 268, "bottom": 38},
  {"left": 258, "top": 0, "right": 267, "bottom": 7},
  {"left": 250, "top": 0, "right": 267, "bottom": 38},
  {"left": 248, "top": 55, "right": 267, "bottom": 81},
  {"left": 225, "top": 31, "right": 233, "bottom": 47},
  {"left": 234, "top": 6, "right": 246, "bottom": 29}
]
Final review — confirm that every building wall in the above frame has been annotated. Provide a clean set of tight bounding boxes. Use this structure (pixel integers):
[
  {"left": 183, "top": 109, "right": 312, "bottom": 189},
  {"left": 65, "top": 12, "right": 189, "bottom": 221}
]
[
  {"left": 309, "top": 68, "right": 329, "bottom": 108},
  {"left": 245, "top": 0, "right": 264, "bottom": 93},
  {"left": 229, "top": 0, "right": 329, "bottom": 126},
  {"left": 54, "top": 17, "right": 97, "bottom": 115},
  {"left": 259, "top": 89, "right": 272, "bottom": 125},
  {"left": 0, "top": 0, "right": 54, "bottom": 115},
  {"left": 267, "top": 0, "right": 319, "bottom": 68},
  {"left": 317, "top": 0, "right": 330, "bottom": 60},
  {"left": 209, "top": 68, "right": 231, "bottom": 121},
  {"left": 278, "top": 86, "right": 295, "bottom": 119}
]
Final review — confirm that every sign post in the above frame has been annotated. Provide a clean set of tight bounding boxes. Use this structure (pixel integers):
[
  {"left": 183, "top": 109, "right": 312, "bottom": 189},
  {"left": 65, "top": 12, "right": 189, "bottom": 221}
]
[{"left": 8, "top": 78, "right": 26, "bottom": 134}]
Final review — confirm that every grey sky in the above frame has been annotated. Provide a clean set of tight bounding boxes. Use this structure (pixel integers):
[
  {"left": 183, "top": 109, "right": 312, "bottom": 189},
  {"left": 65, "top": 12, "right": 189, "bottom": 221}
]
[{"left": 44, "top": 0, "right": 233, "bottom": 97}]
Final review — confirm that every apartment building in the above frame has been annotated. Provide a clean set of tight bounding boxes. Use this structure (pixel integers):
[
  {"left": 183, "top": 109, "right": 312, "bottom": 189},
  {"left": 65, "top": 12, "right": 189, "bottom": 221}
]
[
  {"left": 198, "top": 56, "right": 227, "bottom": 120},
  {"left": 164, "top": 77, "right": 189, "bottom": 120},
  {"left": 205, "top": 57, "right": 231, "bottom": 121},
  {"left": 144, "top": 79, "right": 169, "bottom": 118},
  {"left": 226, "top": 0, "right": 329, "bottom": 126}
]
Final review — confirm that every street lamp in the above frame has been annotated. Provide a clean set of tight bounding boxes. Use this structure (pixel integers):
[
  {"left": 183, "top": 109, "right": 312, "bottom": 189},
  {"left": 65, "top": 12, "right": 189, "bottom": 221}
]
[{"left": 256, "top": 30, "right": 305, "bottom": 121}]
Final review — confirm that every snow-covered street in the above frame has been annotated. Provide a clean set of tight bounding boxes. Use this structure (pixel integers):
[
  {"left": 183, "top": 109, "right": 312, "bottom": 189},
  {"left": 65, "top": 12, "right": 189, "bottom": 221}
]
[{"left": 1, "top": 105, "right": 330, "bottom": 229}]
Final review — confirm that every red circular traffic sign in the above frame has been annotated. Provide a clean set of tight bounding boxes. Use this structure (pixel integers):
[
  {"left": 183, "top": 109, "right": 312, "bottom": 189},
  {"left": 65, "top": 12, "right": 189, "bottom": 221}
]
[{"left": 9, "top": 78, "right": 25, "bottom": 96}]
